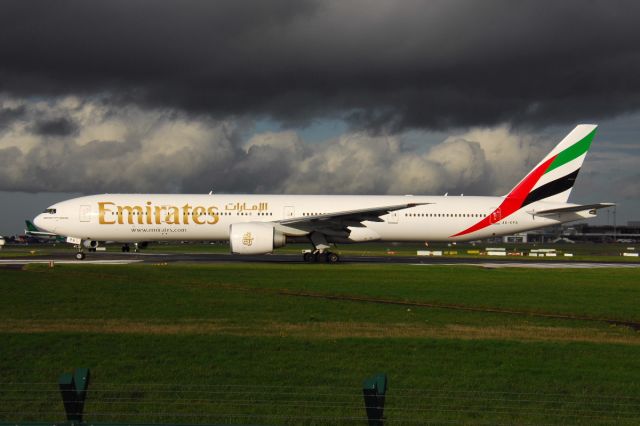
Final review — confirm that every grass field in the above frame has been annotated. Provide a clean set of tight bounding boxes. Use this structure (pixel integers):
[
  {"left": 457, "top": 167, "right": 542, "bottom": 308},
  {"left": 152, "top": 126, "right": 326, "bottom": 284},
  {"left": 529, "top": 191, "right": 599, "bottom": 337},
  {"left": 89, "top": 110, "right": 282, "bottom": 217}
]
[{"left": 1, "top": 263, "right": 640, "bottom": 424}]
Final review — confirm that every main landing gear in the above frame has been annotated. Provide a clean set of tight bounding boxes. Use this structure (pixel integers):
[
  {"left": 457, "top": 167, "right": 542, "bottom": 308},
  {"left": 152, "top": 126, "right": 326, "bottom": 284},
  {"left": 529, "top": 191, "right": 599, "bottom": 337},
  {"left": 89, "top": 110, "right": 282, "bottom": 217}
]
[
  {"left": 303, "top": 232, "right": 340, "bottom": 263},
  {"left": 303, "top": 250, "right": 340, "bottom": 263}
]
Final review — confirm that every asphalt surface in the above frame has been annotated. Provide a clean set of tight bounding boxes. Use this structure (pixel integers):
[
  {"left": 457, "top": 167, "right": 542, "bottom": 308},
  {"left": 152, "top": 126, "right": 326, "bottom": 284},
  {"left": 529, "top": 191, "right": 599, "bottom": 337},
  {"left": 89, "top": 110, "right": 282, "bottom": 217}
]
[{"left": 1, "top": 251, "right": 640, "bottom": 268}]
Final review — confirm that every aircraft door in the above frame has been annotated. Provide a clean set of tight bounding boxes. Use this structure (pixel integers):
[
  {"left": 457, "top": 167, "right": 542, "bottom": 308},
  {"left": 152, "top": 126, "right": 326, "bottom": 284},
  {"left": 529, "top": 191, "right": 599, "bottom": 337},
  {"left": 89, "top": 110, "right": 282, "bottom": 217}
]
[
  {"left": 283, "top": 206, "right": 295, "bottom": 219},
  {"left": 387, "top": 212, "right": 399, "bottom": 224},
  {"left": 79, "top": 205, "right": 92, "bottom": 222}
]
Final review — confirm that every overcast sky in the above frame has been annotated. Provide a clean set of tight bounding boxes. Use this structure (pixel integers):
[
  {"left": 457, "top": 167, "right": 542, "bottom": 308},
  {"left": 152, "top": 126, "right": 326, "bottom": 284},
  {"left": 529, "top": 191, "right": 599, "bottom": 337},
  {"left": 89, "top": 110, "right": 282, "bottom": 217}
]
[{"left": 1, "top": 0, "right": 639, "bottom": 235}]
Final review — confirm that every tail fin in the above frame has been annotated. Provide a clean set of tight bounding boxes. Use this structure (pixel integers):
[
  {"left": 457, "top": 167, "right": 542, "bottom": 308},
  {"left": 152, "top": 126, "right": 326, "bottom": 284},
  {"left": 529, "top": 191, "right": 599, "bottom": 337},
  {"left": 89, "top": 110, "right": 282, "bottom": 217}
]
[
  {"left": 451, "top": 125, "right": 597, "bottom": 238},
  {"left": 506, "top": 124, "right": 597, "bottom": 206},
  {"left": 25, "top": 220, "right": 39, "bottom": 232}
]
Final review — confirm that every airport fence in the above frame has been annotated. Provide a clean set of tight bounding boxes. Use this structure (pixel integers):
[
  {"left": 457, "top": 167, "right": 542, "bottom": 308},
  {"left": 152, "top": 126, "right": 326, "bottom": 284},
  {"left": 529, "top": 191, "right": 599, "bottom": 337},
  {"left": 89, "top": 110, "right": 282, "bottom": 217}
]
[{"left": 0, "top": 368, "right": 639, "bottom": 425}]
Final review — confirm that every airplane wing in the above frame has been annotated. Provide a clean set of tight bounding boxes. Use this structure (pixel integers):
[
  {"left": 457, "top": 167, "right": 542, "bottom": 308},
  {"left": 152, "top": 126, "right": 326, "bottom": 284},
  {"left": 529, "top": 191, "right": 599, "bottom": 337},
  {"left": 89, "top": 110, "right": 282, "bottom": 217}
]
[
  {"left": 531, "top": 203, "right": 615, "bottom": 216},
  {"left": 275, "top": 203, "right": 427, "bottom": 237}
]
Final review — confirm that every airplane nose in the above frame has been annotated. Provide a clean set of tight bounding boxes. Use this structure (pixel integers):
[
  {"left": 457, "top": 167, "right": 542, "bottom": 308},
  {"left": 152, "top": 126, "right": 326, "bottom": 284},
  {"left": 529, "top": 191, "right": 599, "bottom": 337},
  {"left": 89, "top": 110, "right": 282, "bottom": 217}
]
[{"left": 33, "top": 214, "right": 45, "bottom": 230}]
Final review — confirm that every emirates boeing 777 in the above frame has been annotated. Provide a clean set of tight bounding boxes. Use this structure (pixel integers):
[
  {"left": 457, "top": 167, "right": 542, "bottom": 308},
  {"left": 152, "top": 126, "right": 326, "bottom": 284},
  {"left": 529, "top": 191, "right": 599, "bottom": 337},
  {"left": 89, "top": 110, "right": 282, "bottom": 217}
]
[{"left": 34, "top": 124, "right": 613, "bottom": 262}]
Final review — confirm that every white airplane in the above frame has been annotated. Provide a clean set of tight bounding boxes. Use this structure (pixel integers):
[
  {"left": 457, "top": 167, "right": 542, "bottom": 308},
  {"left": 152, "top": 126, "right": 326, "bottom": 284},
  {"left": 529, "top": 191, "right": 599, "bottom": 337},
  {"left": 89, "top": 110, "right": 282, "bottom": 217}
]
[{"left": 34, "top": 124, "right": 613, "bottom": 262}]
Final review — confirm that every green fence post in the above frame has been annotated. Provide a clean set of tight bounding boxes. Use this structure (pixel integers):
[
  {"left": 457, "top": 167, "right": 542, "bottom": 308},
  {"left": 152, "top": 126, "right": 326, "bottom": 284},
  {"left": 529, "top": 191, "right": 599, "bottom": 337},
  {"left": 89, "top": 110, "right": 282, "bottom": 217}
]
[
  {"left": 58, "top": 368, "right": 91, "bottom": 424},
  {"left": 362, "top": 373, "right": 387, "bottom": 425}
]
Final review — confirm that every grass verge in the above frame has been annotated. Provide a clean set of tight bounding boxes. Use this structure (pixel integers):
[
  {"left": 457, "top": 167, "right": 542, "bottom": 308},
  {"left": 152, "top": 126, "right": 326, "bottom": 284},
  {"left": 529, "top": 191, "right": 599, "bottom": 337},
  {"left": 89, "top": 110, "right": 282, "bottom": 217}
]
[{"left": 1, "top": 263, "right": 639, "bottom": 424}]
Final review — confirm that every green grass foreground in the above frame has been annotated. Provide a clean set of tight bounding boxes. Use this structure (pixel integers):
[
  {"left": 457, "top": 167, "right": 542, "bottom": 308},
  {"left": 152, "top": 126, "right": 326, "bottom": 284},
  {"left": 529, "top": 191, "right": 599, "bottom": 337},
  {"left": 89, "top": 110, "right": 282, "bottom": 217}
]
[{"left": 1, "top": 263, "right": 640, "bottom": 424}]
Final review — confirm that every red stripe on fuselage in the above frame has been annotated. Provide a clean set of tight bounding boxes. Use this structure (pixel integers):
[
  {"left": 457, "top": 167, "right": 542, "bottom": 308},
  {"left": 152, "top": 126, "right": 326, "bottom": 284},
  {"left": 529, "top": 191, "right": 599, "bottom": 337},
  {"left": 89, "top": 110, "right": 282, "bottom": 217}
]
[{"left": 450, "top": 155, "right": 556, "bottom": 237}]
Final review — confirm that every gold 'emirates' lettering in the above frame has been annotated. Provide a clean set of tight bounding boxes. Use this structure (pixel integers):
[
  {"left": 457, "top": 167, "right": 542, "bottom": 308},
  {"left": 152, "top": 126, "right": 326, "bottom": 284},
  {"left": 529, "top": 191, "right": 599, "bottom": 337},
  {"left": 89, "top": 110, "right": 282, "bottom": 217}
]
[{"left": 98, "top": 202, "right": 219, "bottom": 225}]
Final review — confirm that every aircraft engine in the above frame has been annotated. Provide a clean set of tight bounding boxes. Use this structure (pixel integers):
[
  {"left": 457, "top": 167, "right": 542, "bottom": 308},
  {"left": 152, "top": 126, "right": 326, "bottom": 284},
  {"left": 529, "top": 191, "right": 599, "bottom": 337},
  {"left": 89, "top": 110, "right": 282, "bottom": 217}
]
[
  {"left": 82, "top": 239, "right": 98, "bottom": 249},
  {"left": 229, "top": 222, "right": 286, "bottom": 255}
]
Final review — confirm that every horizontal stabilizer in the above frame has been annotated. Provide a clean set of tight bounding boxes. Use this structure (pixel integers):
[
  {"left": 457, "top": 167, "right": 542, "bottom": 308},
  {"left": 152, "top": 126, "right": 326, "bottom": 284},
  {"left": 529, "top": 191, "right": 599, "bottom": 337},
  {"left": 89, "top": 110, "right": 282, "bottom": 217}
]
[{"left": 531, "top": 203, "right": 615, "bottom": 216}]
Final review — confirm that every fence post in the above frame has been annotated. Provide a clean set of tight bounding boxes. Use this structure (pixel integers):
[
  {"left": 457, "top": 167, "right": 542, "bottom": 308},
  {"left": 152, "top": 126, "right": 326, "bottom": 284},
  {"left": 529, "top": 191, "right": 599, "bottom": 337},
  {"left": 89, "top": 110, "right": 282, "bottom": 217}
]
[
  {"left": 58, "top": 368, "right": 91, "bottom": 423},
  {"left": 362, "top": 373, "right": 387, "bottom": 425}
]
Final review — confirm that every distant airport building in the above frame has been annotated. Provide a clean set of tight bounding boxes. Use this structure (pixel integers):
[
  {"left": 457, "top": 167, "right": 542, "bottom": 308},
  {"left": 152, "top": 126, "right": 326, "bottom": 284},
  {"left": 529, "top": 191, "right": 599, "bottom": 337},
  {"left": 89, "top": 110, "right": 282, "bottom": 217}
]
[
  {"left": 501, "top": 232, "right": 528, "bottom": 243},
  {"left": 495, "top": 221, "right": 640, "bottom": 244},
  {"left": 562, "top": 222, "right": 640, "bottom": 243}
]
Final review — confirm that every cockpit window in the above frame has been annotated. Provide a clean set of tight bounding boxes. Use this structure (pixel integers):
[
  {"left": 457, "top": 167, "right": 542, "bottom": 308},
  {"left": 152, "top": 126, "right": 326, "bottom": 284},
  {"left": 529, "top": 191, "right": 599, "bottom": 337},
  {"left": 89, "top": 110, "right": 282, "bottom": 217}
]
[{"left": 44, "top": 208, "right": 57, "bottom": 214}]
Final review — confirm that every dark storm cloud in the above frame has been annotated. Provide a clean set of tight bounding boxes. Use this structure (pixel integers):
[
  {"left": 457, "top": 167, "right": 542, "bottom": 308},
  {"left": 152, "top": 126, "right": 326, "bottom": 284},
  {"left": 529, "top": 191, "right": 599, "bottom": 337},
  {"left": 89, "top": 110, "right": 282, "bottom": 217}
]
[
  {"left": 1, "top": 0, "right": 640, "bottom": 130},
  {"left": 0, "top": 98, "right": 546, "bottom": 196},
  {"left": 31, "top": 117, "right": 78, "bottom": 136},
  {"left": 0, "top": 105, "right": 25, "bottom": 127}
]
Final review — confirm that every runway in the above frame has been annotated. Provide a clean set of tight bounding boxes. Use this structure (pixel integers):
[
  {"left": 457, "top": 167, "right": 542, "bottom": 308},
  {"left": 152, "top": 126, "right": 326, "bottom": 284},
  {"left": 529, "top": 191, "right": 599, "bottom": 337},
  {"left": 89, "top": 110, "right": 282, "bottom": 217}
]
[{"left": 1, "top": 251, "right": 639, "bottom": 268}]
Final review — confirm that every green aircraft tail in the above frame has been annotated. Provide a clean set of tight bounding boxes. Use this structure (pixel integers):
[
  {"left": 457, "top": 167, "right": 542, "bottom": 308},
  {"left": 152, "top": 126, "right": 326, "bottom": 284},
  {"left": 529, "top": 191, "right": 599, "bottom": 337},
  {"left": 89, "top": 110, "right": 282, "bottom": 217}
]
[{"left": 25, "top": 220, "right": 39, "bottom": 232}]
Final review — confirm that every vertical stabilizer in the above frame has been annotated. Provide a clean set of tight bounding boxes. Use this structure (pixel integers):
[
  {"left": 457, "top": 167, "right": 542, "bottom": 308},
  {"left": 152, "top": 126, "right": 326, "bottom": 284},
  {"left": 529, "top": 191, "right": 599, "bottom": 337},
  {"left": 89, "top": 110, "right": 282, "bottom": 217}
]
[
  {"left": 508, "top": 124, "right": 597, "bottom": 206},
  {"left": 452, "top": 124, "right": 597, "bottom": 237}
]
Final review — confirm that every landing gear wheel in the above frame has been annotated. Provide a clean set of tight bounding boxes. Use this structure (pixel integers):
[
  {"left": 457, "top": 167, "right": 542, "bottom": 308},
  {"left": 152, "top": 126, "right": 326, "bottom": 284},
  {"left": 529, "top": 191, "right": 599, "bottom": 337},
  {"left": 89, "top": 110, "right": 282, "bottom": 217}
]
[
  {"left": 122, "top": 245, "right": 130, "bottom": 253},
  {"left": 303, "top": 252, "right": 313, "bottom": 262},
  {"left": 326, "top": 252, "right": 340, "bottom": 263},
  {"left": 75, "top": 252, "right": 86, "bottom": 261}
]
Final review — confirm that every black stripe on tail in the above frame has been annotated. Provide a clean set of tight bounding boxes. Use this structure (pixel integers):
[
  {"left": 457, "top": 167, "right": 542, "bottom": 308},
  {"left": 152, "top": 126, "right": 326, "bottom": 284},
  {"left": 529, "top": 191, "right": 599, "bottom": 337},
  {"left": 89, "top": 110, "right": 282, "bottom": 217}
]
[{"left": 521, "top": 169, "right": 580, "bottom": 208}]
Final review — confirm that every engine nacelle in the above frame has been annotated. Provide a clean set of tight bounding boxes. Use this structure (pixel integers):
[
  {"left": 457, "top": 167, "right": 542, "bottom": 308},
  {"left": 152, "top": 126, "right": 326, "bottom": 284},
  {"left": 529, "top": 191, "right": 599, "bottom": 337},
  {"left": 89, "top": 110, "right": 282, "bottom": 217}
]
[
  {"left": 82, "top": 239, "right": 98, "bottom": 249},
  {"left": 229, "top": 222, "right": 286, "bottom": 255}
]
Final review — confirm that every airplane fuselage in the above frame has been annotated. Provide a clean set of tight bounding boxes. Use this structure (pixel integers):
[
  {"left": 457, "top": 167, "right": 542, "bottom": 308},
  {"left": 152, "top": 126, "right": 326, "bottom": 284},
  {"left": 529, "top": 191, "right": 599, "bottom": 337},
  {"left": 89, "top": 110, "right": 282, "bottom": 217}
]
[{"left": 35, "top": 193, "right": 591, "bottom": 244}]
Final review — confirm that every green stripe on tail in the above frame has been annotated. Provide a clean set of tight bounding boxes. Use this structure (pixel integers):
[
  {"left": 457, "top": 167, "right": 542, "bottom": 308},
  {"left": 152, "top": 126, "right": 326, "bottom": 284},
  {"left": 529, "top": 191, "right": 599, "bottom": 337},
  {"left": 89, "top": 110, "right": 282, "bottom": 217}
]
[{"left": 545, "top": 128, "right": 597, "bottom": 174}]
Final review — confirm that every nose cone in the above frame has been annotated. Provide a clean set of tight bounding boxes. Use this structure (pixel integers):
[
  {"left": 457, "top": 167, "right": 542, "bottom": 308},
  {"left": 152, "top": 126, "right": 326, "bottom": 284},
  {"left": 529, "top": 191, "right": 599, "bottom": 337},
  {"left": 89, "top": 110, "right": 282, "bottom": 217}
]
[{"left": 33, "top": 214, "right": 45, "bottom": 230}]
